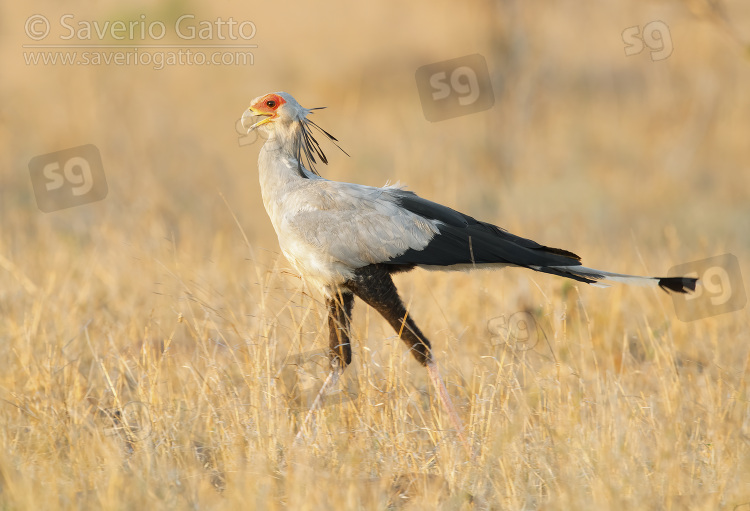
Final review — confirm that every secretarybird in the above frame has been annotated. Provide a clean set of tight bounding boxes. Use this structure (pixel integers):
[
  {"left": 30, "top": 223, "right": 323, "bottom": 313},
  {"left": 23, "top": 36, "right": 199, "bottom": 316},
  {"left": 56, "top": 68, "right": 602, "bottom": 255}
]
[{"left": 241, "top": 91, "right": 697, "bottom": 449}]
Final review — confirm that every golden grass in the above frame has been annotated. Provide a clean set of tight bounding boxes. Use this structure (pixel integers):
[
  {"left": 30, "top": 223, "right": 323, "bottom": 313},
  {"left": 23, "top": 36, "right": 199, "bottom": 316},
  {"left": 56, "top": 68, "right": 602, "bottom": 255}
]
[{"left": 1, "top": 0, "right": 749, "bottom": 509}]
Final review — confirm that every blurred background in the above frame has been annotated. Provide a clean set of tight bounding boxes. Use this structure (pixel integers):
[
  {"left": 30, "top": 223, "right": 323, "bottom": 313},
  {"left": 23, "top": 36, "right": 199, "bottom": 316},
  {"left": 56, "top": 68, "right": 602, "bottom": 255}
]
[
  {"left": 3, "top": 4, "right": 749, "bottom": 260},
  {"left": 0, "top": 0, "right": 749, "bottom": 508},
  {"left": 1, "top": 0, "right": 747, "bottom": 354}
]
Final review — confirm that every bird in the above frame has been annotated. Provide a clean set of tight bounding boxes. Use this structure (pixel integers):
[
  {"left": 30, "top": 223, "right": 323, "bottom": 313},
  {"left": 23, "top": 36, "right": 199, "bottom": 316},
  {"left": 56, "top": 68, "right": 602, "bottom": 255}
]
[{"left": 241, "top": 91, "right": 698, "bottom": 449}]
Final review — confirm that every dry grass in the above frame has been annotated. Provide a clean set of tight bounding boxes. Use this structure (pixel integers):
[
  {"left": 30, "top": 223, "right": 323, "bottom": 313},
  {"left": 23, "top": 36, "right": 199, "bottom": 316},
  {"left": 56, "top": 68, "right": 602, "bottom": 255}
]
[{"left": 1, "top": 0, "right": 750, "bottom": 509}]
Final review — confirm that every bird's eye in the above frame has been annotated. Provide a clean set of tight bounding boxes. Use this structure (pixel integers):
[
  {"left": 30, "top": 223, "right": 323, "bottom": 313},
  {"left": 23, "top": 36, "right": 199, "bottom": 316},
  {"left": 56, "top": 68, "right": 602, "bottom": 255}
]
[{"left": 266, "top": 100, "right": 276, "bottom": 108}]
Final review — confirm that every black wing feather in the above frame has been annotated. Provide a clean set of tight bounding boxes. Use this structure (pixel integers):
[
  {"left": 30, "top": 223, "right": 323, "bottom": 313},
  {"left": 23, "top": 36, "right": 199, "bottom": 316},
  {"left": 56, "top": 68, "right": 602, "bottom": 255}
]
[{"left": 387, "top": 190, "right": 583, "bottom": 270}]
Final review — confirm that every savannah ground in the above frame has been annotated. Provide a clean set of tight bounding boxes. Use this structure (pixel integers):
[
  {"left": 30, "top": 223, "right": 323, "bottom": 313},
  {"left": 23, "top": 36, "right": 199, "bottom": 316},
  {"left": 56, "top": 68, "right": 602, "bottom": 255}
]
[{"left": 1, "top": 1, "right": 750, "bottom": 509}]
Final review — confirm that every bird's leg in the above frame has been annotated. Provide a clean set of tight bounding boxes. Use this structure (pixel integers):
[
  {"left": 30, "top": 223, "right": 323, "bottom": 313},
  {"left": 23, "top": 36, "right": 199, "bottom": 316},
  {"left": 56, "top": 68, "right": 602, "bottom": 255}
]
[
  {"left": 295, "top": 366, "right": 342, "bottom": 442},
  {"left": 425, "top": 360, "right": 469, "bottom": 452},
  {"left": 350, "top": 266, "right": 470, "bottom": 453},
  {"left": 295, "top": 290, "right": 354, "bottom": 442},
  {"left": 327, "top": 290, "right": 355, "bottom": 368}
]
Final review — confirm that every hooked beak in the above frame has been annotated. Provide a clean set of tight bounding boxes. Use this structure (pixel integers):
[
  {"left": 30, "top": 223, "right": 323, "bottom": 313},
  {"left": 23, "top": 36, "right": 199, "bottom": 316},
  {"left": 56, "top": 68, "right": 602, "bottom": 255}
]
[{"left": 241, "top": 107, "right": 273, "bottom": 133}]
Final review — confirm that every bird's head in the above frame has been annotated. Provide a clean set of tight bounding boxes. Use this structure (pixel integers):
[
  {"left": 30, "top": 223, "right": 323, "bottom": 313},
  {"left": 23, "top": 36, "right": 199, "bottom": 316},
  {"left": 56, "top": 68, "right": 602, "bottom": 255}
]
[
  {"left": 241, "top": 91, "right": 347, "bottom": 176},
  {"left": 242, "top": 92, "right": 307, "bottom": 134}
]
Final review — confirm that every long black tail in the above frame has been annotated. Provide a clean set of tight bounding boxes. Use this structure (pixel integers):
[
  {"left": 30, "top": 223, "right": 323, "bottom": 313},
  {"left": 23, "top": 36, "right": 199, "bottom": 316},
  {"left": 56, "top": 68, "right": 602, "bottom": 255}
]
[
  {"left": 542, "top": 265, "right": 698, "bottom": 294},
  {"left": 386, "top": 191, "right": 698, "bottom": 294}
]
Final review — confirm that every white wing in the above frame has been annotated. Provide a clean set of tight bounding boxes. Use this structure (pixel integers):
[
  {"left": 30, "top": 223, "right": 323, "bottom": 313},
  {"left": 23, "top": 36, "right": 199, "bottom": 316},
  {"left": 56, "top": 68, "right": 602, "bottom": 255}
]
[{"left": 282, "top": 181, "right": 440, "bottom": 268}]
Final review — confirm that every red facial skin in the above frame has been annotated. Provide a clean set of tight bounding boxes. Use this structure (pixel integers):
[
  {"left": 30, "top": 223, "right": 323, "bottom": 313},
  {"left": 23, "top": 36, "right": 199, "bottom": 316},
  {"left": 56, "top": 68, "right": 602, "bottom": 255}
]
[{"left": 251, "top": 93, "right": 287, "bottom": 118}]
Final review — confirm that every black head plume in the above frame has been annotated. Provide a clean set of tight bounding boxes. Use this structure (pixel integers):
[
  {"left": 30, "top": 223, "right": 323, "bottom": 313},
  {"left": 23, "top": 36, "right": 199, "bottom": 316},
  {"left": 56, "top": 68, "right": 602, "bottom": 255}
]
[{"left": 293, "top": 107, "right": 349, "bottom": 177}]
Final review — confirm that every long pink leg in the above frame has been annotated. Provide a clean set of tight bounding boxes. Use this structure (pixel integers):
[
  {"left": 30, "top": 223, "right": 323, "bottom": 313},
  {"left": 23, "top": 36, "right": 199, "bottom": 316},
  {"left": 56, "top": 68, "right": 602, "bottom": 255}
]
[
  {"left": 426, "top": 361, "right": 471, "bottom": 454},
  {"left": 294, "top": 367, "right": 342, "bottom": 443},
  {"left": 295, "top": 292, "right": 353, "bottom": 443},
  {"left": 346, "top": 266, "right": 471, "bottom": 454}
]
